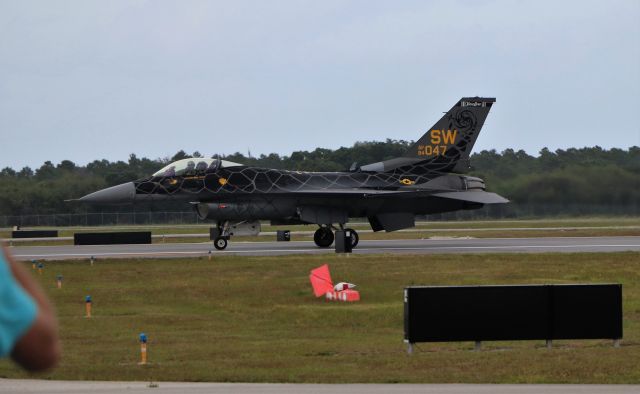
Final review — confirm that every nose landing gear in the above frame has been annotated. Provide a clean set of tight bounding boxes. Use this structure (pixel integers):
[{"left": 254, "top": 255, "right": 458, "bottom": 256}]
[
  {"left": 213, "top": 236, "right": 228, "bottom": 250},
  {"left": 213, "top": 220, "right": 231, "bottom": 250}
]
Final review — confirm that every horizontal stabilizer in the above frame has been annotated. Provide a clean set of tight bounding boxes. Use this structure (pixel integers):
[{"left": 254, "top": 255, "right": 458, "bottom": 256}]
[
  {"left": 432, "top": 191, "right": 509, "bottom": 204},
  {"left": 368, "top": 212, "right": 415, "bottom": 232}
]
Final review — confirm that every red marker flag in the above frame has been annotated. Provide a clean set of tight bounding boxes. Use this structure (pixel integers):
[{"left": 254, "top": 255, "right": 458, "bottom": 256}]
[{"left": 309, "top": 264, "right": 334, "bottom": 297}]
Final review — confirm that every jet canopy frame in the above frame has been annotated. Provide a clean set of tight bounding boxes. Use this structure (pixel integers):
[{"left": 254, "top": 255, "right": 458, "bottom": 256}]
[{"left": 152, "top": 158, "right": 243, "bottom": 177}]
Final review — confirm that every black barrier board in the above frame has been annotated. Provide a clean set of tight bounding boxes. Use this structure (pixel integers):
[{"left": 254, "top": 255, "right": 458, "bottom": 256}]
[
  {"left": 551, "top": 284, "right": 622, "bottom": 340},
  {"left": 404, "top": 285, "right": 549, "bottom": 342},
  {"left": 276, "top": 230, "right": 290, "bottom": 242},
  {"left": 12, "top": 230, "right": 58, "bottom": 238},
  {"left": 74, "top": 232, "right": 151, "bottom": 245},
  {"left": 404, "top": 284, "right": 622, "bottom": 343}
]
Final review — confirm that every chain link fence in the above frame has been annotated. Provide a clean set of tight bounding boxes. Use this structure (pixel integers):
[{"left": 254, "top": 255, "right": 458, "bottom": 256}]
[
  {"left": 1, "top": 204, "right": 636, "bottom": 228},
  {"left": 0, "top": 211, "right": 206, "bottom": 228}
]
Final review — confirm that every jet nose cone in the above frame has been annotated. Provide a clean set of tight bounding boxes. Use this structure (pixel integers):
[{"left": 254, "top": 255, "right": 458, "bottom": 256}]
[{"left": 79, "top": 182, "right": 136, "bottom": 204}]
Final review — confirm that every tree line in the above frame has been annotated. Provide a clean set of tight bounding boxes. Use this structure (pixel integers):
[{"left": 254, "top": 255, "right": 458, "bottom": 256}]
[{"left": 0, "top": 142, "right": 638, "bottom": 218}]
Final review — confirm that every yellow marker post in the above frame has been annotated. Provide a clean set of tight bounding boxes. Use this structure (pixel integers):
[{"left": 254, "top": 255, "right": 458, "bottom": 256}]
[
  {"left": 85, "top": 295, "right": 92, "bottom": 318},
  {"left": 37, "top": 262, "right": 44, "bottom": 275},
  {"left": 139, "top": 333, "right": 148, "bottom": 365},
  {"left": 31, "top": 260, "right": 36, "bottom": 270}
]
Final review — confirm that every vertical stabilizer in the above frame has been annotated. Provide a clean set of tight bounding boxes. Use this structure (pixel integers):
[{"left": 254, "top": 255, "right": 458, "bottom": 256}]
[{"left": 405, "top": 97, "right": 495, "bottom": 172}]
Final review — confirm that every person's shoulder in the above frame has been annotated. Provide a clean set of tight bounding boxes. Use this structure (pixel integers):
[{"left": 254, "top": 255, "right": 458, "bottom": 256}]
[
  {"left": 0, "top": 249, "right": 12, "bottom": 278},
  {"left": 0, "top": 253, "right": 38, "bottom": 357}
]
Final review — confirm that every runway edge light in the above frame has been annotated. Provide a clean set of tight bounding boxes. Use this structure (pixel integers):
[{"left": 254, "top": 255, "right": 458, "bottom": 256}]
[
  {"left": 85, "top": 295, "right": 92, "bottom": 318},
  {"left": 139, "top": 333, "right": 148, "bottom": 365}
]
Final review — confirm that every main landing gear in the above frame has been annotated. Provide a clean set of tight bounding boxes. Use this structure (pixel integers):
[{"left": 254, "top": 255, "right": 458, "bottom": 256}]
[
  {"left": 313, "top": 226, "right": 334, "bottom": 247},
  {"left": 313, "top": 225, "right": 359, "bottom": 249}
]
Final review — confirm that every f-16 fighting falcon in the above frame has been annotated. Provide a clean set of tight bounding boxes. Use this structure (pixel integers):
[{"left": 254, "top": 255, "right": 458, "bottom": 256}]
[{"left": 78, "top": 97, "right": 508, "bottom": 250}]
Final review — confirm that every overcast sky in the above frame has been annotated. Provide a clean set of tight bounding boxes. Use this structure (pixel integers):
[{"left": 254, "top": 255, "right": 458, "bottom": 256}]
[{"left": 1, "top": 0, "right": 639, "bottom": 171}]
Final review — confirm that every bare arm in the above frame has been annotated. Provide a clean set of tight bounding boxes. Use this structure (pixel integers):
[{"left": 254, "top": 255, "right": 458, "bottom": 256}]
[{"left": 3, "top": 245, "right": 60, "bottom": 371}]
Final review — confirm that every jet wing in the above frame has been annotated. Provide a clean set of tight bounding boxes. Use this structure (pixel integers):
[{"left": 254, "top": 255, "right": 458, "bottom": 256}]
[
  {"left": 431, "top": 191, "right": 509, "bottom": 204},
  {"left": 285, "top": 189, "right": 509, "bottom": 204},
  {"left": 286, "top": 188, "right": 414, "bottom": 198},
  {"left": 291, "top": 189, "right": 415, "bottom": 195}
]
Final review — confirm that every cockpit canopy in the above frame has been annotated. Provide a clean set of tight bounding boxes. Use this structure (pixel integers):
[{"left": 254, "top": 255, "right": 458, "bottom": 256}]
[{"left": 152, "top": 158, "right": 242, "bottom": 177}]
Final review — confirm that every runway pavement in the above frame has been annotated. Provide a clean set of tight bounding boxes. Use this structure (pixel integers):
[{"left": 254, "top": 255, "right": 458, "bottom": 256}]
[
  {"left": 1, "top": 380, "right": 639, "bottom": 394},
  {"left": 8, "top": 236, "right": 640, "bottom": 260}
]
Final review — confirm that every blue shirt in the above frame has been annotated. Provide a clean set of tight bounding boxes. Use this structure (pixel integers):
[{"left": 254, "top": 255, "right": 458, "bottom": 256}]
[{"left": 0, "top": 251, "right": 37, "bottom": 357}]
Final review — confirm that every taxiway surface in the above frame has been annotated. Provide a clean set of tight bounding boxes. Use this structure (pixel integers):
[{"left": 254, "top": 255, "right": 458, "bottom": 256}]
[{"left": 9, "top": 236, "right": 640, "bottom": 260}]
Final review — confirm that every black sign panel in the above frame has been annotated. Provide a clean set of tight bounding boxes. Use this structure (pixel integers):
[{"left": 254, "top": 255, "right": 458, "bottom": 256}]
[
  {"left": 404, "top": 284, "right": 622, "bottom": 343},
  {"left": 12, "top": 230, "right": 58, "bottom": 238},
  {"left": 405, "top": 285, "right": 549, "bottom": 342},
  {"left": 551, "top": 284, "right": 622, "bottom": 340},
  {"left": 74, "top": 232, "right": 152, "bottom": 245}
]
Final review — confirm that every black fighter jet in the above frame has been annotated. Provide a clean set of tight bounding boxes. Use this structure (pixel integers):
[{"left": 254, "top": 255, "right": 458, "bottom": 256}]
[{"left": 78, "top": 97, "right": 508, "bottom": 250}]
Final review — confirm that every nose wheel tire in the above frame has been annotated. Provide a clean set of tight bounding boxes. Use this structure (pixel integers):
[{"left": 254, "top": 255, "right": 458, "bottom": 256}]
[
  {"left": 214, "top": 237, "right": 228, "bottom": 250},
  {"left": 313, "top": 227, "right": 334, "bottom": 248},
  {"left": 345, "top": 228, "right": 359, "bottom": 248}
]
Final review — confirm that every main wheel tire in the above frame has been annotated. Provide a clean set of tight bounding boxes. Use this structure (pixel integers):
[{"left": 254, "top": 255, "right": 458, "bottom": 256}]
[
  {"left": 313, "top": 227, "right": 334, "bottom": 248},
  {"left": 345, "top": 228, "right": 359, "bottom": 248},
  {"left": 214, "top": 237, "right": 228, "bottom": 250}
]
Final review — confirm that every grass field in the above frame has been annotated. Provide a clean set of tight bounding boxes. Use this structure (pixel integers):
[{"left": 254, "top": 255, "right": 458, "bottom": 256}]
[{"left": 1, "top": 251, "right": 639, "bottom": 383}]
